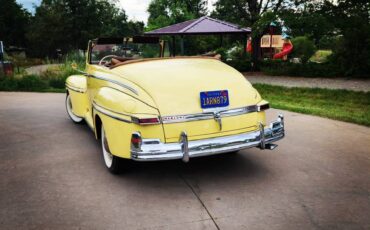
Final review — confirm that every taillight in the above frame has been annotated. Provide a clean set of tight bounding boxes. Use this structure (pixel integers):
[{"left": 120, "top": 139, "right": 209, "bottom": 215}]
[
  {"left": 131, "top": 132, "right": 142, "bottom": 149},
  {"left": 132, "top": 117, "right": 160, "bottom": 125},
  {"left": 258, "top": 103, "right": 270, "bottom": 112}
]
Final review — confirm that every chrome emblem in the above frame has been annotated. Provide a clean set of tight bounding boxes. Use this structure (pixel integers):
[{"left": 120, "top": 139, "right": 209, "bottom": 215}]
[{"left": 213, "top": 112, "right": 222, "bottom": 130}]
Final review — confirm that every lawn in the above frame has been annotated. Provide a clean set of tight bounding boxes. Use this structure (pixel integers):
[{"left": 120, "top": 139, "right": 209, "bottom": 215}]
[
  {"left": 254, "top": 84, "right": 370, "bottom": 126},
  {"left": 310, "top": 50, "right": 333, "bottom": 63}
]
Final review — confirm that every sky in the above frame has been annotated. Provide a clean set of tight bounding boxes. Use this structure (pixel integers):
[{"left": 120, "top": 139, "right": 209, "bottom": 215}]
[{"left": 16, "top": 0, "right": 217, "bottom": 23}]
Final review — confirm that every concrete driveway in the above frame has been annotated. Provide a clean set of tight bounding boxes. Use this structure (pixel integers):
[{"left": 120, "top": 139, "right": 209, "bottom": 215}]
[{"left": 0, "top": 92, "right": 369, "bottom": 230}]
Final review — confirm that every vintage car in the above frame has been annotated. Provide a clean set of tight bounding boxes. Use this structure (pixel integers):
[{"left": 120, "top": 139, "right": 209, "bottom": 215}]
[{"left": 65, "top": 36, "right": 285, "bottom": 173}]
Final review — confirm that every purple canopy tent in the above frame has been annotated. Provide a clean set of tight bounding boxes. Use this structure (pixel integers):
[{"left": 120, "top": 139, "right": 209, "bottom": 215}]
[{"left": 145, "top": 16, "right": 251, "bottom": 56}]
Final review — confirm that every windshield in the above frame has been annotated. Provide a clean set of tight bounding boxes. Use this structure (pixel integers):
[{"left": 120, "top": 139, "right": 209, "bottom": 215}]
[{"left": 90, "top": 42, "right": 162, "bottom": 64}]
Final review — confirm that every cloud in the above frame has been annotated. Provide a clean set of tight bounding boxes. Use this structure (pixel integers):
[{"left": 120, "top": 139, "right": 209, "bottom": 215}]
[{"left": 118, "top": 0, "right": 151, "bottom": 22}]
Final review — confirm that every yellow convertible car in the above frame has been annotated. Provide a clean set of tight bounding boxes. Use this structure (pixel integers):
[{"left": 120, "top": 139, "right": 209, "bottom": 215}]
[{"left": 66, "top": 37, "right": 285, "bottom": 173}]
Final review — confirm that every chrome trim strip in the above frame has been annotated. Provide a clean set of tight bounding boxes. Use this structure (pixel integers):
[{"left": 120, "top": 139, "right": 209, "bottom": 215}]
[
  {"left": 161, "top": 105, "right": 258, "bottom": 124},
  {"left": 93, "top": 103, "right": 132, "bottom": 123},
  {"left": 89, "top": 74, "right": 139, "bottom": 95},
  {"left": 131, "top": 114, "right": 285, "bottom": 161},
  {"left": 65, "top": 83, "right": 86, "bottom": 93},
  {"left": 93, "top": 101, "right": 160, "bottom": 125},
  {"left": 93, "top": 101, "right": 133, "bottom": 117},
  {"left": 103, "top": 86, "right": 158, "bottom": 111}
]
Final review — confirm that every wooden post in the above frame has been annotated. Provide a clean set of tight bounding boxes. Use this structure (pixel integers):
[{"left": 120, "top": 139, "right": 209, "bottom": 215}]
[{"left": 243, "top": 34, "right": 248, "bottom": 55}]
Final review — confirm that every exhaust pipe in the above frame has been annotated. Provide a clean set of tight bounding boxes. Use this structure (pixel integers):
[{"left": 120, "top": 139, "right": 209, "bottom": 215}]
[{"left": 265, "top": 143, "right": 278, "bottom": 150}]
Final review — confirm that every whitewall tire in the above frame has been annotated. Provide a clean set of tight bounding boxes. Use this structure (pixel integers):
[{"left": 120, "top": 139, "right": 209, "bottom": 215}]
[
  {"left": 101, "top": 125, "right": 121, "bottom": 174},
  {"left": 66, "top": 94, "right": 83, "bottom": 123}
]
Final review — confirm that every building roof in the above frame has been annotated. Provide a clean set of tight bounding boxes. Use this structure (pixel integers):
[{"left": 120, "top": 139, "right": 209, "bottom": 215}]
[{"left": 145, "top": 16, "right": 251, "bottom": 36}]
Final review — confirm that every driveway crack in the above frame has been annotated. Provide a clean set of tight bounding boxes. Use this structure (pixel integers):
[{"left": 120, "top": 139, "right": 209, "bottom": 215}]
[{"left": 179, "top": 174, "right": 220, "bottom": 230}]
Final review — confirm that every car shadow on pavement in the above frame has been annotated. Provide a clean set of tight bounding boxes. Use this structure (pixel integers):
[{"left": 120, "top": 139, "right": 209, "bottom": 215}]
[
  {"left": 118, "top": 151, "right": 270, "bottom": 188},
  {"left": 79, "top": 123, "right": 270, "bottom": 191}
]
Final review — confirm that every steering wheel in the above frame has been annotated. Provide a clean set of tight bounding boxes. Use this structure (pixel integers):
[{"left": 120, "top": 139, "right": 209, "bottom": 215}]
[{"left": 98, "top": 55, "right": 120, "bottom": 66}]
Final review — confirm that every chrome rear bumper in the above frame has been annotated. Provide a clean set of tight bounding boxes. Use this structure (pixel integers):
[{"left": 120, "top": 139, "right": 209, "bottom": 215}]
[{"left": 131, "top": 114, "right": 285, "bottom": 162}]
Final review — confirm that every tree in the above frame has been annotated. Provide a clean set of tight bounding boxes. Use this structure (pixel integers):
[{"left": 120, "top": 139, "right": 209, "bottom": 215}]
[
  {"left": 147, "top": 0, "right": 207, "bottom": 31},
  {"left": 27, "top": 0, "right": 144, "bottom": 57},
  {"left": 0, "top": 0, "right": 30, "bottom": 47},
  {"left": 279, "top": 3, "right": 335, "bottom": 45},
  {"left": 323, "top": 0, "right": 370, "bottom": 76}
]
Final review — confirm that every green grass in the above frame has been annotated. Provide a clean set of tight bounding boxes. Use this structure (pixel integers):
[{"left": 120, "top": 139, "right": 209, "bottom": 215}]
[
  {"left": 0, "top": 51, "right": 85, "bottom": 93},
  {"left": 310, "top": 50, "right": 333, "bottom": 63},
  {"left": 254, "top": 83, "right": 370, "bottom": 126}
]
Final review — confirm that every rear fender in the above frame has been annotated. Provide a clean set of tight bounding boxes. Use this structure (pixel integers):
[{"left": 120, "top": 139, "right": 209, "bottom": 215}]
[{"left": 93, "top": 87, "right": 164, "bottom": 159}]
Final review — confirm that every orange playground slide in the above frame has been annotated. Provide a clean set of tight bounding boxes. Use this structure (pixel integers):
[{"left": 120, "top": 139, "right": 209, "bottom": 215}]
[{"left": 273, "top": 41, "right": 293, "bottom": 59}]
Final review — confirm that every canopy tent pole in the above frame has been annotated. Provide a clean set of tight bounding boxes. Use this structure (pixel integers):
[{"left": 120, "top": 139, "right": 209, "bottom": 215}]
[
  {"left": 171, "top": 36, "right": 176, "bottom": 57},
  {"left": 180, "top": 35, "right": 184, "bottom": 55}
]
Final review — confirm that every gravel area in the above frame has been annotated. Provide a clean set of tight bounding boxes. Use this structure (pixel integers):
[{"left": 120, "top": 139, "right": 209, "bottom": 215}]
[
  {"left": 244, "top": 72, "right": 370, "bottom": 92},
  {"left": 25, "top": 64, "right": 62, "bottom": 75}
]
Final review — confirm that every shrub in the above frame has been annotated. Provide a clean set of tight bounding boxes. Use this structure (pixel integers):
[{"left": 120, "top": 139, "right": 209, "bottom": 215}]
[
  {"left": 0, "top": 78, "right": 19, "bottom": 91},
  {"left": 226, "top": 57, "right": 252, "bottom": 72},
  {"left": 291, "top": 36, "right": 316, "bottom": 63},
  {"left": 330, "top": 31, "right": 370, "bottom": 77},
  {"left": 219, "top": 45, "right": 252, "bottom": 72},
  {"left": 260, "top": 60, "right": 341, "bottom": 78},
  {"left": 17, "top": 75, "right": 48, "bottom": 91}
]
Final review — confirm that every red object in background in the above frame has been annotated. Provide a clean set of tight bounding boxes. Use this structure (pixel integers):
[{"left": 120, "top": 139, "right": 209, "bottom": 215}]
[
  {"left": 273, "top": 42, "right": 293, "bottom": 59},
  {"left": 246, "top": 40, "right": 252, "bottom": 53},
  {"left": 3, "top": 62, "right": 14, "bottom": 76}
]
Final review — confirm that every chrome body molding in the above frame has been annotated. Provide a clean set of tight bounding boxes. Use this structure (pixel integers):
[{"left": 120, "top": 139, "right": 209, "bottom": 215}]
[
  {"left": 93, "top": 102, "right": 132, "bottom": 123},
  {"left": 66, "top": 83, "right": 86, "bottom": 93},
  {"left": 93, "top": 101, "right": 160, "bottom": 124},
  {"left": 89, "top": 74, "right": 139, "bottom": 95},
  {"left": 161, "top": 105, "right": 258, "bottom": 124},
  {"left": 131, "top": 114, "right": 285, "bottom": 162}
]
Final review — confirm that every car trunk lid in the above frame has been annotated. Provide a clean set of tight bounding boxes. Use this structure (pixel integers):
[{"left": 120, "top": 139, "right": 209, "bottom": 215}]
[{"left": 112, "top": 58, "right": 261, "bottom": 141}]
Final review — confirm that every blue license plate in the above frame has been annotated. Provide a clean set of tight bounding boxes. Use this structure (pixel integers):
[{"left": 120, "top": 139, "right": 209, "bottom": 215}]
[{"left": 200, "top": 90, "right": 229, "bottom": 109}]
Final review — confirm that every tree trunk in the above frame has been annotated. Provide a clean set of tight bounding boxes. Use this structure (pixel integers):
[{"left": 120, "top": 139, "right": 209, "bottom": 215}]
[{"left": 251, "top": 36, "right": 261, "bottom": 71}]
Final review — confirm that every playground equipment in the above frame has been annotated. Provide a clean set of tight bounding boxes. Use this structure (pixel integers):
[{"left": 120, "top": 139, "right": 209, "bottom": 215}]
[
  {"left": 246, "top": 21, "right": 293, "bottom": 60},
  {"left": 273, "top": 40, "right": 293, "bottom": 59}
]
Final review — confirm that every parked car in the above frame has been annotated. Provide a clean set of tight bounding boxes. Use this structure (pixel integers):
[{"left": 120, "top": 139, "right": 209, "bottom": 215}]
[
  {"left": 0, "top": 41, "right": 14, "bottom": 77},
  {"left": 66, "top": 36, "right": 285, "bottom": 173}
]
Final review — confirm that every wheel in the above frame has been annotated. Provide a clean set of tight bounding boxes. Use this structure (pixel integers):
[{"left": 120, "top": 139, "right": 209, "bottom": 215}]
[
  {"left": 101, "top": 125, "right": 121, "bottom": 174},
  {"left": 66, "top": 94, "right": 83, "bottom": 123}
]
